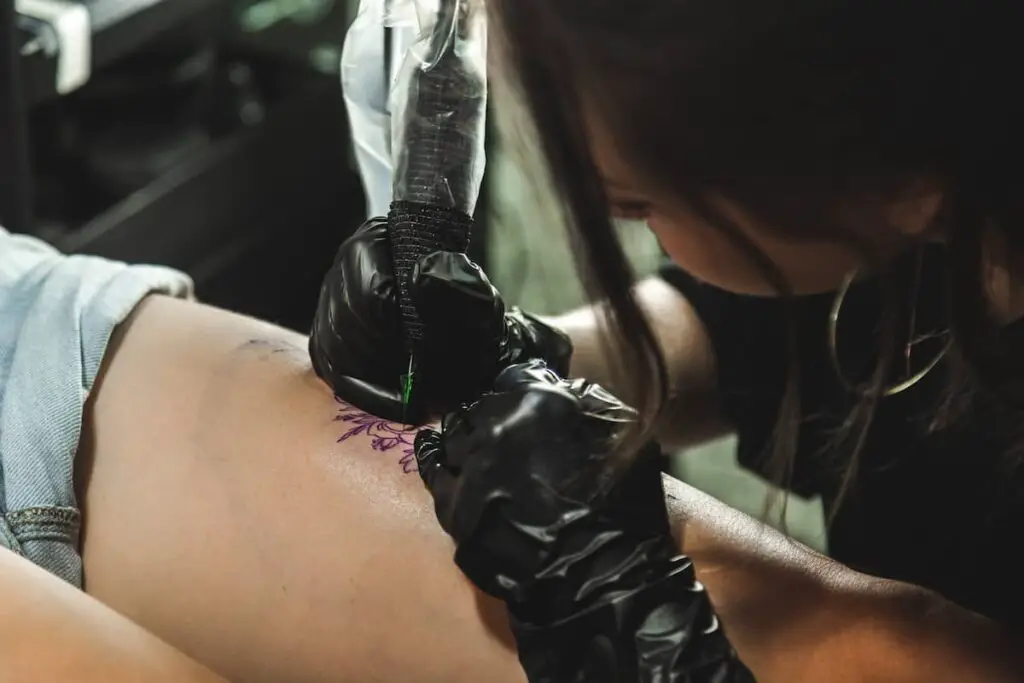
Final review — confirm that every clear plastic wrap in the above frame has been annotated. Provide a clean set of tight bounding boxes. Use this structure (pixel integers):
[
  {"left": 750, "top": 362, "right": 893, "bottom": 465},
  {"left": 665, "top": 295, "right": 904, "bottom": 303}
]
[
  {"left": 340, "top": 0, "right": 413, "bottom": 218},
  {"left": 387, "top": 0, "right": 488, "bottom": 216}
]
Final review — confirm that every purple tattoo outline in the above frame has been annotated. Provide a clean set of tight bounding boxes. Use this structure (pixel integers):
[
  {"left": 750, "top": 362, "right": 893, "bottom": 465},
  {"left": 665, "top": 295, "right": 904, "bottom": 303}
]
[{"left": 333, "top": 396, "right": 418, "bottom": 473}]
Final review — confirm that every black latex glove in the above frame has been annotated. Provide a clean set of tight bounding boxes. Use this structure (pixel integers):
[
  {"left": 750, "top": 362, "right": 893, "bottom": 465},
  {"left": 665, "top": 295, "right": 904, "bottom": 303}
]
[
  {"left": 309, "top": 218, "right": 573, "bottom": 423},
  {"left": 415, "top": 361, "right": 755, "bottom": 683}
]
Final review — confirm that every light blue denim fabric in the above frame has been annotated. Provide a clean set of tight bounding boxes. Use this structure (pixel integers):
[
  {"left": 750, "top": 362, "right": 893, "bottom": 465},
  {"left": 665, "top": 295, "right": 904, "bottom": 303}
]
[{"left": 0, "top": 227, "right": 193, "bottom": 586}]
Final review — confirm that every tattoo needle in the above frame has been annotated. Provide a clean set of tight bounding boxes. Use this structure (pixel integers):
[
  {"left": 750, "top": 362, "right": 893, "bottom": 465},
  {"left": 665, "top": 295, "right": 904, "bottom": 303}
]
[{"left": 401, "top": 353, "right": 416, "bottom": 423}]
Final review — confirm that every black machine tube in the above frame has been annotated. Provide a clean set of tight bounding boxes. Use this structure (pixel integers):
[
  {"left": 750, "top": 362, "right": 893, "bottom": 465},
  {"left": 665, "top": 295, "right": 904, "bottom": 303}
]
[{"left": 386, "top": 0, "right": 486, "bottom": 374}]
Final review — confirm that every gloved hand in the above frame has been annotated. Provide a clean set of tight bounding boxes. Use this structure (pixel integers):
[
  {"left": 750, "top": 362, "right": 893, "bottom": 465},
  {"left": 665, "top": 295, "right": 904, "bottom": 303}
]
[
  {"left": 309, "top": 218, "right": 573, "bottom": 423},
  {"left": 414, "top": 361, "right": 756, "bottom": 683}
]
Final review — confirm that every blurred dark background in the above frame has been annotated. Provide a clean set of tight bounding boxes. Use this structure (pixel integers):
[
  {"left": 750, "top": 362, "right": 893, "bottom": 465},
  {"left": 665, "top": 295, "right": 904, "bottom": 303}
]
[
  {"left": 2, "top": 0, "right": 490, "bottom": 332},
  {"left": 0, "top": 0, "right": 829, "bottom": 551}
]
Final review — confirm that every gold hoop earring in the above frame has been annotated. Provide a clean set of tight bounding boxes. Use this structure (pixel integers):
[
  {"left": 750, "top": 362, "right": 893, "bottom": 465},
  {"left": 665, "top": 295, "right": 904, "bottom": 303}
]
[{"left": 828, "top": 266, "right": 951, "bottom": 397}]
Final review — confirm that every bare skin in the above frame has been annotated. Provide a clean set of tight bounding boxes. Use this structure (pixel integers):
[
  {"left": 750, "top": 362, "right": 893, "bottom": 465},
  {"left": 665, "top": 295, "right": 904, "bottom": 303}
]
[
  {"left": 71, "top": 294, "right": 1019, "bottom": 682},
  {"left": 552, "top": 276, "right": 727, "bottom": 449},
  {"left": 0, "top": 543, "right": 225, "bottom": 682},
  {"left": 77, "top": 296, "right": 520, "bottom": 683}
]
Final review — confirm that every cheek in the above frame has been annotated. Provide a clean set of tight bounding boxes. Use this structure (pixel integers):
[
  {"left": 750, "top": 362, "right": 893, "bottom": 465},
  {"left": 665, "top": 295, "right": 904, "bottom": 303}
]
[
  {"left": 646, "top": 211, "right": 861, "bottom": 296},
  {"left": 646, "top": 214, "right": 779, "bottom": 296}
]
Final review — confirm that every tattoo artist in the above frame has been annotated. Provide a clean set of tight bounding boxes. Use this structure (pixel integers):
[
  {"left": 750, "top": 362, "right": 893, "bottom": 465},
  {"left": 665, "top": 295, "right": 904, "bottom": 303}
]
[{"left": 312, "top": 0, "right": 1024, "bottom": 681}]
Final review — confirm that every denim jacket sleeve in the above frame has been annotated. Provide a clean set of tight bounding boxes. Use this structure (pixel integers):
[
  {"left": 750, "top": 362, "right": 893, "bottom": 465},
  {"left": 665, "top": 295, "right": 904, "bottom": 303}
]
[{"left": 0, "top": 228, "right": 193, "bottom": 586}]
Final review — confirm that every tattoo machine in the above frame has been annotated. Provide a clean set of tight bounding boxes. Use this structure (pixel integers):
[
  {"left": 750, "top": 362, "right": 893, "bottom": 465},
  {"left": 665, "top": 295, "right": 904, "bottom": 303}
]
[{"left": 385, "top": 0, "right": 488, "bottom": 418}]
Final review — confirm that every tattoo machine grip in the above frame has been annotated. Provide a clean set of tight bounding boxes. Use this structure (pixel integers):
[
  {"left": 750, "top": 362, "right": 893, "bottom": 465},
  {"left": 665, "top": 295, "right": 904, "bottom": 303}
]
[
  {"left": 389, "top": 204, "right": 473, "bottom": 347},
  {"left": 387, "top": 0, "right": 486, "bottom": 351}
]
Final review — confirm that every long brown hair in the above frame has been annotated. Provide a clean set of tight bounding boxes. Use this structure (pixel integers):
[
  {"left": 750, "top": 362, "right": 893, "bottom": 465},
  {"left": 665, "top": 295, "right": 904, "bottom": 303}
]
[{"left": 489, "top": 0, "right": 1024, "bottom": 512}]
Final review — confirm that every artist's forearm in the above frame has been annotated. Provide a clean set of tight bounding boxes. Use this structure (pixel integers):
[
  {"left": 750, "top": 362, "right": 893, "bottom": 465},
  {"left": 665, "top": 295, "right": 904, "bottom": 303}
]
[
  {"left": 549, "top": 276, "right": 728, "bottom": 448},
  {"left": 662, "top": 475, "right": 1022, "bottom": 682},
  {"left": 870, "top": 585, "right": 1023, "bottom": 682}
]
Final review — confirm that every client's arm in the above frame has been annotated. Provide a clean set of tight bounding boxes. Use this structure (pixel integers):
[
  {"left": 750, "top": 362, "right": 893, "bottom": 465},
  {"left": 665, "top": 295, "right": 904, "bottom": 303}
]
[
  {"left": 0, "top": 544, "right": 224, "bottom": 682},
  {"left": 76, "top": 295, "right": 1021, "bottom": 683}
]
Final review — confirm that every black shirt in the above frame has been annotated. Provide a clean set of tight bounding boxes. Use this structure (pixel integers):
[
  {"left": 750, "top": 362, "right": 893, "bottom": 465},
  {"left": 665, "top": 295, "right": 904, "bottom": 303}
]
[{"left": 659, "top": 245, "right": 1024, "bottom": 626}]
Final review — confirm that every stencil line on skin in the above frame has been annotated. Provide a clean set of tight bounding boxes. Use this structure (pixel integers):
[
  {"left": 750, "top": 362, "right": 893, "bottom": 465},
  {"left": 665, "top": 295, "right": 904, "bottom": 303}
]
[{"left": 334, "top": 396, "right": 419, "bottom": 473}]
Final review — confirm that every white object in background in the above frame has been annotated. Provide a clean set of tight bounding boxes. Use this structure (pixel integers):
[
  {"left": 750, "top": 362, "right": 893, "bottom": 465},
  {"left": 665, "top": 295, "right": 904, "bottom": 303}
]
[
  {"left": 16, "top": 0, "right": 91, "bottom": 94},
  {"left": 341, "top": 0, "right": 416, "bottom": 219}
]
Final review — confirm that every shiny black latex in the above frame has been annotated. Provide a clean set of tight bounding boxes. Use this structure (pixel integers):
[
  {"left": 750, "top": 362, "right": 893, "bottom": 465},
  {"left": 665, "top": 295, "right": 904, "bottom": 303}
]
[
  {"left": 415, "top": 361, "right": 755, "bottom": 683},
  {"left": 308, "top": 219, "right": 573, "bottom": 423}
]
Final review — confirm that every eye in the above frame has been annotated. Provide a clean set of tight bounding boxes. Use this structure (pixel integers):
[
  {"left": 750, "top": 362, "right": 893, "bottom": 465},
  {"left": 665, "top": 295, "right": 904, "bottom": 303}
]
[{"left": 609, "top": 200, "right": 652, "bottom": 220}]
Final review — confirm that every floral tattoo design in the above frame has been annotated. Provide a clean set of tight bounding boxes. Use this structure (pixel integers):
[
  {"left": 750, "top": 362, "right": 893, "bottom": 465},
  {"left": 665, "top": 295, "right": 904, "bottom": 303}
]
[{"left": 334, "top": 397, "right": 419, "bottom": 473}]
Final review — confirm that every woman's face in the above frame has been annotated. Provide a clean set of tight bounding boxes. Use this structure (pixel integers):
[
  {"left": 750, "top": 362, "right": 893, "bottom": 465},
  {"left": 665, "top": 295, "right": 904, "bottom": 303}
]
[{"left": 586, "top": 116, "right": 939, "bottom": 297}]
